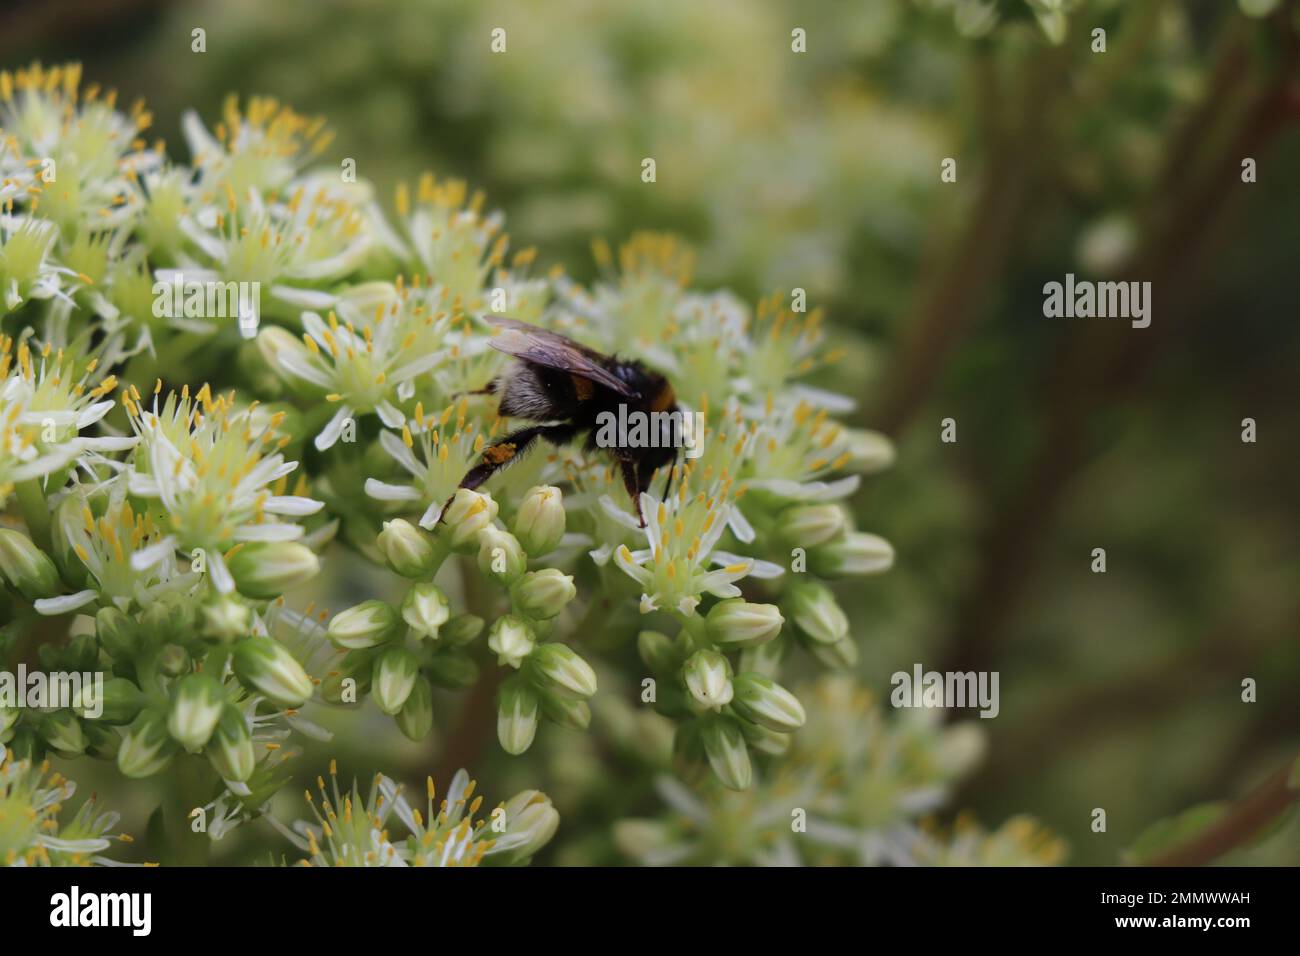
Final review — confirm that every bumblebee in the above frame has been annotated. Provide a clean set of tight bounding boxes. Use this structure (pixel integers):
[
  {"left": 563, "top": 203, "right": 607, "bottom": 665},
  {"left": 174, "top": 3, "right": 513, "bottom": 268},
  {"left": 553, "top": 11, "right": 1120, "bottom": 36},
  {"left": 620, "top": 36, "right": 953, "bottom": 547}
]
[{"left": 453, "top": 317, "right": 681, "bottom": 526}]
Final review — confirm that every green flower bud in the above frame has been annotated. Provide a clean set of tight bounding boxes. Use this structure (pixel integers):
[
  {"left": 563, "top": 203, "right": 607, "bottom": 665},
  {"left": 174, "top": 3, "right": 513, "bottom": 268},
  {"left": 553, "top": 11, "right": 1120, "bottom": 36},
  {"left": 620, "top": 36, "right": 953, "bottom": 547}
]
[
  {"left": 92, "top": 677, "right": 145, "bottom": 725},
  {"left": 231, "top": 636, "right": 314, "bottom": 707},
  {"left": 377, "top": 518, "right": 437, "bottom": 578},
  {"left": 83, "top": 722, "right": 121, "bottom": 761},
  {"left": 497, "top": 677, "right": 540, "bottom": 755},
  {"left": 778, "top": 503, "right": 848, "bottom": 548},
  {"left": 683, "top": 649, "right": 733, "bottom": 711},
  {"left": 540, "top": 693, "right": 591, "bottom": 731},
  {"left": 117, "top": 709, "right": 178, "bottom": 778},
  {"left": 487, "top": 615, "right": 535, "bottom": 669},
  {"left": 477, "top": 527, "right": 527, "bottom": 584},
  {"left": 167, "top": 674, "right": 226, "bottom": 750},
  {"left": 319, "top": 649, "right": 374, "bottom": 703},
  {"left": 41, "top": 711, "right": 86, "bottom": 756},
  {"left": 207, "top": 704, "right": 255, "bottom": 782},
  {"left": 395, "top": 676, "right": 434, "bottom": 741},
  {"left": 807, "top": 635, "right": 859, "bottom": 670},
  {"left": 200, "top": 594, "right": 251, "bottom": 644},
  {"left": 0, "top": 528, "right": 61, "bottom": 601},
  {"left": 700, "top": 716, "right": 752, "bottom": 790},
  {"left": 424, "top": 651, "right": 478, "bottom": 688},
  {"left": 328, "top": 599, "right": 400, "bottom": 649},
  {"left": 809, "top": 531, "right": 894, "bottom": 578},
  {"left": 64, "top": 633, "right": 98, "bottom": 672},
  {"left": 158, "top": 643, "right": 191, "bottom": 678},
  {"left": 731, "top": 673, "right": 806, "bottom": 732},
  {"left": 637, "top": 630, "right": 679, "bottom": 674},
  {"left": 512, "top": 485, "right": 566, "bottom": 555},
  {"left": 401, "top": 583, "right": 451, "bottom": 640},
  {"left": 739, "top": 720, "right": 792, "bottom": 756},
  {"left": 442, "top": 614, "right": 484, "bottom": 647},
  {"left": 441, "top": 488, "right": 499, "bottom": 552},
  {"left": 95, "top": 607, "right": 140, "bottom": 659},
  {"left": 511, "top": 569, "right": 576, "bottom": 620},
  {"left": 530, "top": 642, "right": 598, "bottom": 700},
  {"left": 845, "top": 428, "right": 895, "bottom": 474},
  {"left": 226, "top": 541, "right": 320, "bottom": 600},
  {"left": 371, "top": 646, "right": 420, "bottom": 715},
  {"left": 787, "top": 581, "right": 848, "bottom": 645},
  {"left": 496, "top": 790, "right": 560, "bottom": 863},
  {"left": 705, "top": 600, "right": 783, "bottom": 649}
]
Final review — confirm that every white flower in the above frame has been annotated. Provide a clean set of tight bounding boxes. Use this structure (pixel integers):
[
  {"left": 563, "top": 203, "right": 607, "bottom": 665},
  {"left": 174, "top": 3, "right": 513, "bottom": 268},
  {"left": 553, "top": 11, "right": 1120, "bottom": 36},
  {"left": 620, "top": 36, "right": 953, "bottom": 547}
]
[{"left": 123, "top": 384, "right": 322, "bottom": 592}]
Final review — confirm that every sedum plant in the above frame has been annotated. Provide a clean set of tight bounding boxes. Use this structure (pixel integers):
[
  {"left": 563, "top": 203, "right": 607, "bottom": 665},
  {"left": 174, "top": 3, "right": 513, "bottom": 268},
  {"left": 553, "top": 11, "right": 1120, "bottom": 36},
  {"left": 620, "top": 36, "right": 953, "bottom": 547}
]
[{"left": 0, "top": 61, "right": 1050, "bottom": 865}]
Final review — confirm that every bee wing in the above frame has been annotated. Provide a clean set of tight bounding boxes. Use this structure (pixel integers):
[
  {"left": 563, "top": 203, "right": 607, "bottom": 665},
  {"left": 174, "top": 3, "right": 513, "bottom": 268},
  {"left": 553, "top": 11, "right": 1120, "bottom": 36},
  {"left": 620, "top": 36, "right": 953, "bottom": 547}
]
[{"left": 485, "top": 317, "right": 640, "bottom": 398}]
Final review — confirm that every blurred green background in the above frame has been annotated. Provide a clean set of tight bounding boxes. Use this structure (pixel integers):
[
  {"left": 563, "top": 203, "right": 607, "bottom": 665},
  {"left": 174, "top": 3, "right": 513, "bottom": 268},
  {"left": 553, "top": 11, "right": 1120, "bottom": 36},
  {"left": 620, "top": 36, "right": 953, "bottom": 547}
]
[{"left": 7, "top": 0, "right": 1298, "bottom": 865}]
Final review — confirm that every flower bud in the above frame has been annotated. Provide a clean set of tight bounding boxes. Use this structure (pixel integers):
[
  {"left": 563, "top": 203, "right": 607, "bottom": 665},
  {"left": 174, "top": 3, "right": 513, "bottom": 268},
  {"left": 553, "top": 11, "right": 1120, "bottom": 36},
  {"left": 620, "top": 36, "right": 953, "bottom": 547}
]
[
  {"left": 200, "top": 594, "right": 251, "bottom": 644},
  {"left": 683, "top": 649, "right": 733, "bottom": 711},
  {"left": 808, "top": 635, "right": 858, "bottom": 670},
  {"left": 320, "top": 650, "right": 373, "bottom": 703},
  {"left": 778, "top": 503, "right": 848, "bottom": 548},
  {"left": 497, "top": 677, "right": 540, "bottom": 755},
  {"left": 231, "top": 636, "right": 314, "bottom": 707},
  {"left": 477, "top": 527, "right": 527, "bottom": 584},
  {"left": 167, "top": 674, "right": 226, "bottom": 750},
  {"left": 496, "top": 790, "right": 560, "bottom": 863},
  {"left": 95, "top": 677, "right": 146, "bottom": 725},
  {"left": 512, "top": 485, "right": 566, "bottom": 555},
  {"left": 0, "top": 528, "right": 61, "bottom": 601},
  {"left": 372, "top": 647, "right": 420, "bottom": 715},
  {"left": 227, "top": 541, "right": 320, "bottom": 599},
  {"left": 636, "top": 630, "right": 679, "bottom": 674},
  {"left": 511, "top": 569, "right": 576, "bottom": 620},
  {"left": 328, "top": 600, "right": 400, "bottom": 649},
  {"left": 809, "top": 531, "right": 894, "bottom": 578},
  {"left": 442, "top": 614, "right": 484, "bottom": 647},
  {"left": 401, "top": 583, "right": 451, "bottom": 640},
  {"left": 540, "top": 693, "right": 591, "bottom": 731},
  {"left": 441, "top": 488, "right": 498, "bottom": 551},
  {"left": 740, "top": 720, "right": 792, "bottom": 756},
  {"left": 158, "top": 642, "right": 191, "bottom": 677},
  {"left": 41, "top": 711, "right": 86, "bottom": 756},
  {"left": 395, "top": 676, "right": 434, "bottom": 741},
  {"left": 83, "top": 723, "right": 121, "bottom": 761},
  {"left": 96, "top": 607, "right": 140, "bottom": 659},
  {"left": 117, "top": 709, "right": 178, "bottom": 778},
  {"left": 424, "top": 651, "right": 478, "bottom": 688},
  {"left": 377, "top": 518, "right": 438, "bottom": 578},
  {"left": 487, "top": 615, "right": 535, "bottom": 668},
  {"left": 700, "top": 717, "right": 752, "bottom": 791},
  {"left": 529, "top": 642, "right": 598, "bottom": 700},
  {"left": 0, "top": 704, "right": 19, "bottom": 738},
  {"left": 787, "top": 581, "right": 848, "bottom": 645},
  {"left": 207, "top": 704, "right": 255, "bottom": 782},
  {"left": 845, "top": 428, "right": 895, "bottom": 474},
  {"left": 730, "top": 673, "right": 806, "bottom": 732},
  {"left": 705, "top": 600, "right": 783, "bottom": 648}
]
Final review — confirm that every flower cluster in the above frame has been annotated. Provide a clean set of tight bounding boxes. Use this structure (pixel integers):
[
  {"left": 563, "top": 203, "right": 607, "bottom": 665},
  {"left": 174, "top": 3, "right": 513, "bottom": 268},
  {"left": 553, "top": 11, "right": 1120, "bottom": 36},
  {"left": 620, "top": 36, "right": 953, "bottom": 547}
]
[
  {"left": 0, "top": 744, "right": 128, "bottom": 866},
  {"left": 1, "top": 60, "right": 1041, "bottom": 866},
  {"left": 272, "top": 759, "right": 558, "bottom": 866}
]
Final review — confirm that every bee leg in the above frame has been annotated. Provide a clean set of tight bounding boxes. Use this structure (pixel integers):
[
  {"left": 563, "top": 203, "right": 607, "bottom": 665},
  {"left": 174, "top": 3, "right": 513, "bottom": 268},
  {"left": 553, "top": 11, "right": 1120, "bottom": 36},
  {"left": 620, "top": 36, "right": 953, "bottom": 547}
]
[
  {"left": 449, "top": 380, "right": 497, "bottom": 401},
  {"left": 448, "top": 423, "right": 578, "bottom": 509},
  {"left": 618, "top": 458, "right": 646, "bottom": 528}
]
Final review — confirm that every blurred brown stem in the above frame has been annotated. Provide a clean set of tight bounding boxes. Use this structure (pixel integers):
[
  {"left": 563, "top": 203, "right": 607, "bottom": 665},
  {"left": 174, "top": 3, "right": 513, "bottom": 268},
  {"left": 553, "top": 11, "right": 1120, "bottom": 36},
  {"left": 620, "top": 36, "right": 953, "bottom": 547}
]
[{"left": 1143, "top": 758, "right": 1298, "bottom": 866}]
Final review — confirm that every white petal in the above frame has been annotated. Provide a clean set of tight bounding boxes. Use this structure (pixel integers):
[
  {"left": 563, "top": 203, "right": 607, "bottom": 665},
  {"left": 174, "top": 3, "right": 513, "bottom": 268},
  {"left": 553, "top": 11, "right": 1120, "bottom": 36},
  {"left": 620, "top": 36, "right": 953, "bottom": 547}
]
[
  {"left": 232, "top": 522, "right": 304, "bottom": 542},
  {"left": 364, "top": 479, "right": 421, "bottom": 502},
  {"left": 314, "top": 405, "right": 353, "bottom": 450},
  {"left": 263, "top": 495, "right": 325, "bottom": 515},
  {"left": 34, "top": 590, "right": 97, "bottom": 615}
]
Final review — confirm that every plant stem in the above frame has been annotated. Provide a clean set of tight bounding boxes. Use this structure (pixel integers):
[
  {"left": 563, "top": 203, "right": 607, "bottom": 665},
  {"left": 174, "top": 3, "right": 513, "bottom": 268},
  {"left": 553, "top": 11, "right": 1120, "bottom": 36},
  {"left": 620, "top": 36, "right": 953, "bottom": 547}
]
[{"left": 1142, "top": 757, "right": 1300, "bottom": 866}]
